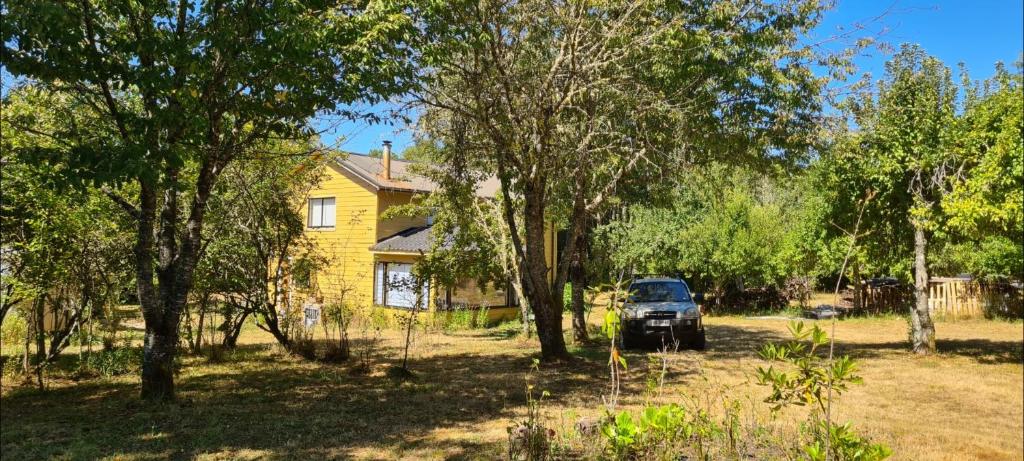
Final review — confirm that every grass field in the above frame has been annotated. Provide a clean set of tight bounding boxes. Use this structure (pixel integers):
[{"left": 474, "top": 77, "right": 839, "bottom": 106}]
[{"left": 1, "top": 312, "right": 1022, "bottom": 460}]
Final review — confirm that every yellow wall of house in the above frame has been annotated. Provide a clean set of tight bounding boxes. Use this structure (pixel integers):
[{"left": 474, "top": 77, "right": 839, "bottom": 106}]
[
  {"left": 545, "top": 221, "right": 557, "bottom": 284},
  {"left": 300, "top": 162, "right": 559, "bottom": 321},
  {"left": 303, "top": 163, "right": 378, "bottom": 308},
  {"left": 376, "top": 190, "right": 429, "bottom": 240}
]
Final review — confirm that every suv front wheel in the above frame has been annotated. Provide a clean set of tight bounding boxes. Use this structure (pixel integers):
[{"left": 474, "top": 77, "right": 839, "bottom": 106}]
[{"left": 690, "top": 330, "right": 706, "bottom": 351}]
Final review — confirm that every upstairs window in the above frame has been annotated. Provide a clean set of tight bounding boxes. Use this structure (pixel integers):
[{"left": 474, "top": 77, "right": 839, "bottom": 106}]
[{"left": 308, "top": 197, "right": 336, "bottom": 228}]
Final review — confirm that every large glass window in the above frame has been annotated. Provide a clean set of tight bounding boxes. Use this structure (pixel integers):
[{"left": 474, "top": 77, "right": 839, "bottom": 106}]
[
  {"left": 444, "top": 279, "right": 517, "bottom": 309},
  {"left": 308, "top": 197, "right": 336, "bottom": 228},
  {"left": 374, "top": 262, "right": 429, "bottom": 309}
]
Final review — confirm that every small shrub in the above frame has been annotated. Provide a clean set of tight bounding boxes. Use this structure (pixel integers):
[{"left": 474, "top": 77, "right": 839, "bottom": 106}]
[
  {"left": 2, "top": 355, "right": 25, "bottom": 380},
  {"left": 600, "top": 404, "right": 693, "bottom": 459},
  {"left": 322, "top": 341, "right": 350, "bottom": 363},
  {"left": 79, "top": 347, "right": 141, "bottom": 378},
  {"left": 435, "top": 307, "right": 493, "bottom": 332},
  {"left": 369, "top": 307, "right": 394, "bottom": 329},
  {"left": 802, "top": 420, "right": 893, "bottom": 461},
  {"left": 507, "top": 359, "right": 552, "bottom": 461},
  {"left": 288, "top": 332, "right": 318, "bottom": 361},
  {"left": 757, "top": 321, "right": 890, "bottom": 461},
  {"left": 204, "top": 344, "right": 228, "bottom": 363},
  {"left": 475, "top": 307, "right": 491, "bottom": 328},
  {"left": 1, "top": 309, "right": 28, "bottom": 346}
]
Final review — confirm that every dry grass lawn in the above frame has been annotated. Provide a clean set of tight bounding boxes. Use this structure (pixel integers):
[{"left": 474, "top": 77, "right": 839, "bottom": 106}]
[{"left": 1, "top": 312, "right": 1021, "bottom": 460}]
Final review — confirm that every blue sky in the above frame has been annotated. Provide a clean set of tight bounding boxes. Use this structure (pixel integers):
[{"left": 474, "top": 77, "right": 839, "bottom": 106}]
[{"left": 329, "top": 0, "right": 1023, "bottom": 156}]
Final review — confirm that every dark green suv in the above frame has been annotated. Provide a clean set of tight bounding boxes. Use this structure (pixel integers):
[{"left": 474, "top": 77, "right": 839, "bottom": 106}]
[{"left": 620, "top": 277, "right": 705, "bottom": 350}]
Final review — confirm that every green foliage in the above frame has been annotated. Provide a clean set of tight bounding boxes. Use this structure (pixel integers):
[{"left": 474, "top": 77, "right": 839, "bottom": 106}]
[
  {"left": 757, "top": 322, "right": 862, "bottom": 412},
  {"left": 1, "top": 310, "right": 28, "bottom": 346},
  {"left": 757, "top": 321, "right": 890, "bottom": 460},
  {"left": 802, "top": 420, "right": 893, "bottom": 461},
  {"left": 944, "top": 63, "right": 1024, "bottom": 242},
  {"left": 79, "top": 347, "right": 142, "bottom": 379},
  {"left": 2, "top": 0, "right": 415, "bottom": 188},
  {"left": 432, "top": 307, "right": 491, "bottom": 332},
  {"left": 601, "top": 404, "right": 691, "bottom": 459},
  {"left": 595, "top": 165, "right": 804, "bottom": 292},
  {"left": 399, "top": 138, "right": 442, "bottom": 164}
]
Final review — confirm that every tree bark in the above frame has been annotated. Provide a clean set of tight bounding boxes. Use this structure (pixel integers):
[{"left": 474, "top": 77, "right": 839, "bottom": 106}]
[
  {"left": 513, "top": 280, "right": 531, "bottom": 338},
  {"left": 33, "top": 297, "right": 45, "bottom": 366},
  {"left": 140, "top": 327, "right": 177, "bottom": 401},
  {"left": 570, "top": 267, "right": 587, "bottom": 342},
  {"left": 136, "top": 156, "right": 220, "bottom": 401},
  {"left": 910, "top": 225, "right": 936, "bottom": 354},
  {"left": 521, "top": 190, "right": 569, "bottom": 361},
  {"left": 569, "top": 230, "right": 589, "bottom": 342}
]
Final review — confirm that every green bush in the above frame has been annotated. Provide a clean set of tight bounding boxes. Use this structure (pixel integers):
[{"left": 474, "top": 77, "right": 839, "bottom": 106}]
[
  {"left": 601, "top": 404, "right": 691, "bottom": 459},
  {"left": 434, "top": 307, "right": 492, "bottom": 332},
  {"left": 80, "top": 347, "right": 141, "bottom": 378},
  {"left": 757, "top": 321, "right": 890, "bottom": 461},
  {"left": 1, "top": 309, "right": 29, "bottom": 346}
]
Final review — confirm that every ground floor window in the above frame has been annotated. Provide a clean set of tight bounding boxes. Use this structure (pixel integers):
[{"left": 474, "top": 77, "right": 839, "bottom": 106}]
[
  {"left": 439, "top": 279, "right": 519, "bottom": 310},
  {"left": 374, "top": 262, "right": 429, "bottom": 309}
]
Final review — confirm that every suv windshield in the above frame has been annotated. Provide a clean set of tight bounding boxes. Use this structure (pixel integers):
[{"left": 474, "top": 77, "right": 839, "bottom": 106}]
[{"left": 628, "top": 281, "right": 691, "bottom": 303}]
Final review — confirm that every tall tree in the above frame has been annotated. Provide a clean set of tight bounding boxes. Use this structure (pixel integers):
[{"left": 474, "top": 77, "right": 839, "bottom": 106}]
[
  {"left": 415, "top": 0, "right": 837, "bottom": 360},
  {"left": 2, "top": 0, "right": 413, "bottom": 400},
  {"left": 942, "top": 62, "right": 1024, "bottom": 280},
  {"left": 842, "top": 45, "right": 959, "bottom": 354},
  {"left": 1, "top": 87, "right": 134, "bottom": 384},
  {"left": 199, "top": 141, "right": 328, "bottom": 350}
]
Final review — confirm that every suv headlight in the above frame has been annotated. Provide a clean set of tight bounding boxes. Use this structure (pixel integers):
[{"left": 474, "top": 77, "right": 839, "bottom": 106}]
[
  {"left": 680, "top": 307, "right": 699, "bottom": 319},
  {"left": 623, "top": 308, "right": 641, "bottom": 320}
]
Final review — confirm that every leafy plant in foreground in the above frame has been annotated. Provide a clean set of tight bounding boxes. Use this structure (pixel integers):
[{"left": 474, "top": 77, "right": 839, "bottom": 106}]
[{"left": 757, "top": 321, "right": 890, "bottom": 461}]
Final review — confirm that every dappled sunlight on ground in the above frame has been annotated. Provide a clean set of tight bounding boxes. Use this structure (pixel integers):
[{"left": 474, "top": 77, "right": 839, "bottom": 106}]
[{"left": 1, "top": 314, "right": 1021, "bottom": 460}]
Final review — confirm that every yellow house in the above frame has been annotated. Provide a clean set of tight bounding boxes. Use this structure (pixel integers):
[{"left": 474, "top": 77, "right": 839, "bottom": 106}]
[{"left": 297, "top": 142, "right": 557, "bottom": 324}]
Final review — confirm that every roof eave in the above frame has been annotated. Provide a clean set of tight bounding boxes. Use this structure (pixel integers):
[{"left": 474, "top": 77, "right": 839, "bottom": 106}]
[{"left": 369, "top": 249, "right": 431, "bottom": 256}]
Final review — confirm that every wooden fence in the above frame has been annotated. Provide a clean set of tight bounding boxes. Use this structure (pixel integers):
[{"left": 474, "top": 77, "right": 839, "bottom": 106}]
[
  {"left": 856, "top": 277, "right": 1023, "bottom": 319},
  {"left": 856, "top": 283, "right": 910, "bottom": 314},
  {"left": 927, "top": 277, "right": 981, "bottom": 318}
]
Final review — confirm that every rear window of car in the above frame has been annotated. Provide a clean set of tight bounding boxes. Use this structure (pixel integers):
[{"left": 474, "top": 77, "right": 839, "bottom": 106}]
[{"left": 628, "top": 281, "right": 691, "bottom": 303}]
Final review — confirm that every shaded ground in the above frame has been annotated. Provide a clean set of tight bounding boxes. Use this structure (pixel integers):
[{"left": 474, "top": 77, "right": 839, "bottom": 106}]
[{"left": 1, "top": 315, "right": 1022, "bottom": 460}]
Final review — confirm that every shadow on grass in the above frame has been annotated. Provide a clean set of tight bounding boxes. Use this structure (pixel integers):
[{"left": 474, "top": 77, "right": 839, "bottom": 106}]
[
  {"left": 3, "top": 322, "right": 1019, "bottom": 459},
  {"left": 703, "top": 322, "right": 1023, "bottom": 365},
  {"left": 834, "top": 338, "right": 1024, "bottom": 365},
  {"left": 0, "top": 341, "right": 610, "bottom": 460}
]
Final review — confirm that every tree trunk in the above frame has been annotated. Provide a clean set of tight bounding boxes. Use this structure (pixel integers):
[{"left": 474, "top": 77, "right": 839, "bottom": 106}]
[
  {"left": 570, "top": 270, "right": 587, "bottom": 342},
  {"left": 569, "top": 230, "right": 588, "bottom": 342},
  {"left": 223, "top": 311, "right": 249, "bottom": 349},
  {"left": 521, "top": 192, "right": 569, "bottom": 362},
  {"left": 513, "top": 280, "right": 531, "bottom": 338},
  {"left": 910, "top": 225, "right": 936, "bottom": 354},
  {"left": 34, "top": 297, "right": 46, "bottom": 365},
  {"left": 261, "top": 310, "right": 292, "bottom": 348},
  {"left": 140, "top": 324, "right": 177, "bottom": 401}
]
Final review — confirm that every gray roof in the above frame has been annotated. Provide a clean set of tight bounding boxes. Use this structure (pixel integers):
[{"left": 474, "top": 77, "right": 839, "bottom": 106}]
[
  {"left": 371, "top": 226, "right": 435, "bottom": 253},
  {"left": 336, "top": 154, "right": 500, "bottom": 198}
]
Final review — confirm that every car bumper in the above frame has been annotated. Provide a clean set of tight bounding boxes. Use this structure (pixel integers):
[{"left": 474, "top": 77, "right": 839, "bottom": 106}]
[{"left": 624, "top": 318, "right": 702, "bottom": 340}]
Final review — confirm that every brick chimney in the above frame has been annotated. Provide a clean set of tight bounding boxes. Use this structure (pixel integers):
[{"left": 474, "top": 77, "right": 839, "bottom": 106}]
[{"left": 382, "top": 140, "right": 392, "bottom": 180}]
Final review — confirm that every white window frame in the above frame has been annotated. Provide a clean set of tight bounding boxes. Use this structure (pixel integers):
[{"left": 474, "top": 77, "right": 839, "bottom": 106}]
[
  {"left": 307, "top": 197, "right": 336, "bottom": 228},
  {"left": 373, "top": 262, "right": 429, "bottom": 309}
]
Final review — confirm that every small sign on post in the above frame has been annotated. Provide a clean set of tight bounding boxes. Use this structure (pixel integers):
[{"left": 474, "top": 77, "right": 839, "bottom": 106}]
[{"left": 304, "top": 305, "right": 320, "bottom": 327}]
